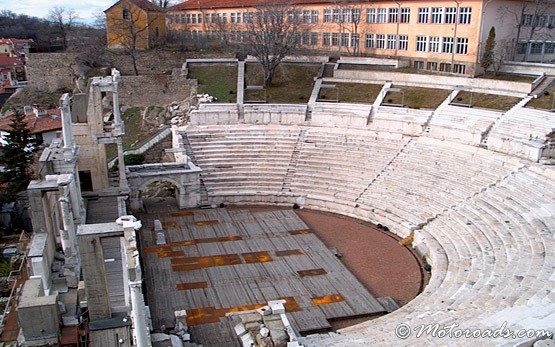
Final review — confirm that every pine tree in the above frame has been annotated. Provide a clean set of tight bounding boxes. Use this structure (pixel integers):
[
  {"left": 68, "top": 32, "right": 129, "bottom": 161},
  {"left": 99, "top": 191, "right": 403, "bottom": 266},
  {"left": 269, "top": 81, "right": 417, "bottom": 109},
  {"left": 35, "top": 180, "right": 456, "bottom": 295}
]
[
  {"left": 0, "top": 110, "right": 39, "bottom": 203},
  {"left": 481, "top": 27, "right": 496, "bottom": 71}
]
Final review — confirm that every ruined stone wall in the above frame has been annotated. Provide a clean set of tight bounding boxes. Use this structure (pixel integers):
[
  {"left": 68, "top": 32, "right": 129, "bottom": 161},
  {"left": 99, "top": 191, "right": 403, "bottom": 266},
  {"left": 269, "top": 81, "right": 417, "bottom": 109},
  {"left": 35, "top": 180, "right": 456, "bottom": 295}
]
[
  {"left": 26, "top": 53, "right": 83, "bottom": 93},
  {"left": 142, "top": 133, "right": 173, "bottom": 164},
  {"left": 119, "top": 70, "right": 196, "bottom": 107}
]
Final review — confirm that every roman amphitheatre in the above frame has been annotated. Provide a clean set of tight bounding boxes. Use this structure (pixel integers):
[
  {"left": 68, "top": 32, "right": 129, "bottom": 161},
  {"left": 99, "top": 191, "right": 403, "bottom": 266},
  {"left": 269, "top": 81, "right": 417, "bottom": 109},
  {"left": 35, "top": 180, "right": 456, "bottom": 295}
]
[{"left": 9, "top": 55, "right": 555, "bottom": 347}]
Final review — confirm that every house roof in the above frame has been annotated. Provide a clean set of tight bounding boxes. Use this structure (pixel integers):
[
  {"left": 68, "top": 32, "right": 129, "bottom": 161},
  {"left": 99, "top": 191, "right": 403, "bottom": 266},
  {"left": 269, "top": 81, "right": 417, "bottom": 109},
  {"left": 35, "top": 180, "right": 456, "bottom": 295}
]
[
  {"left": 0, "top": 39, "right": 12, "bottom": 45},
  {"left": 0, "top": 56, "right": 22, "bottom": 68},
  {"left": 10, "top": 38, "right": 34, "bottom": 44},
  {"left": 0, "top": 110, "right": 62, "bottom": 134},
  {"left": 169, "top": 0, "right": 346, "bottom": 11},
  {"left": 105, "top": 0, "right": 165, "bottom": 13}
]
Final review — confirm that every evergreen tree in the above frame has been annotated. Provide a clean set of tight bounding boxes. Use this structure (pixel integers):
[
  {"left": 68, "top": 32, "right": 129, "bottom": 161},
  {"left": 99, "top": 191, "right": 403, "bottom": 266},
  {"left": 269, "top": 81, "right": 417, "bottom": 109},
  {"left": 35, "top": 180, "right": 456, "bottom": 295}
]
[
  {"left": 0, "top": 110, "right": 39, "bottom": 203},
  {"left": 481, "top": 27, "right": 496, "bottom": 71}
]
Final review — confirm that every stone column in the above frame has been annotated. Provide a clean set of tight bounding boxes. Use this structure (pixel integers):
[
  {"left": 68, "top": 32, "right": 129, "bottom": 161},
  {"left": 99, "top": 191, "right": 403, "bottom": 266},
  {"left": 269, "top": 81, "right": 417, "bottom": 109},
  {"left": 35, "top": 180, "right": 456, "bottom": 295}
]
[
  {"left": 59, "top": 192, "right": 79, "bottom": 288},
  {"left": 117, "top": 141, "right": 128, "bottom": 189},
  {"left": 59, "top": 93, "right": 74, "bottom": 153}
]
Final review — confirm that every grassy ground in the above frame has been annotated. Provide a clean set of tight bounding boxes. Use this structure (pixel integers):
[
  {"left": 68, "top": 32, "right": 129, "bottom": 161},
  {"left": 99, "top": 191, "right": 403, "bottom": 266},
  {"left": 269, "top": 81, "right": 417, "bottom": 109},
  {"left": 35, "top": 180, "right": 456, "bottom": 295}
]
[
  {"left": 453, "top": 91, "right": 520, "bottom": 111},
  {"left": 0, "top": 258, "right": 12, "bottom": 277},
  {"left": 476, "top": 72, "right": 537, "bottom": 83},
  {"left": 383, "top": 86, "right": 451, "bottom": 109},
  {"left": 526, "top": 84, "right": 555, "bottom": 110},
  {"left": 187, "top": 64, "right": 238, "bottom": 103},
  {"left": 105, "top": 107, "right": 145, "bottom": 160},
  {"left": 318, "top": 83, "right": 383, "bottom": 104},
  {"left": 244, "top": 63, "right": 320, "bottom": 103}
]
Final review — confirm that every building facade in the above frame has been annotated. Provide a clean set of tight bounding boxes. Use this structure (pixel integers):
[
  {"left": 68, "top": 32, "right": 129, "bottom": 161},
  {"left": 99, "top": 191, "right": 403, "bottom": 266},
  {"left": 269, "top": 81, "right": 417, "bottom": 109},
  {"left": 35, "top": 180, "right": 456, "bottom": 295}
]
[
  {"left": 167, "top": 0, "right": 554, "bottom": 76},
  {"left": 105, "top": 0, "right": 167, "bottom": 49}
]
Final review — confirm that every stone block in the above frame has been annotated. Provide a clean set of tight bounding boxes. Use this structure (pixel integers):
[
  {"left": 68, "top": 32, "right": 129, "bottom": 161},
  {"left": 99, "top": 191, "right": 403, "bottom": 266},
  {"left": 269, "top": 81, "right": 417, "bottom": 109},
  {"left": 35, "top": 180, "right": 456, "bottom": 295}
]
[{"left": 256, "top": 306, "right": 271, "bottom": 316}]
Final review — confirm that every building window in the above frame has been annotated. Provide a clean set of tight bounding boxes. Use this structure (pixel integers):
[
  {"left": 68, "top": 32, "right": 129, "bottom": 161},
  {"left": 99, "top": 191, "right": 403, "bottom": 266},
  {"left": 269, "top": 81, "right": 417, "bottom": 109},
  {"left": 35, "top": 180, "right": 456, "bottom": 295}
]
[
  {"left": 332, "top": 32, "right": 340, "bottom": 46},
  {"left": 453, "top": 64, "right": 466, "bottom": 74},
  {"left": 387, "top": 34, "right": 397, "bottom": 49},
  {"left": 517, "top": 43, "right": 527, "bottom": 54},
  {"left": 301, "top": 32, "right": 318, "bottom": 46},
  {"left": 418, "top": 8, "right": 429, "bottom": 23},
  {"left": 439, "top": 63, "right": 451, "bottom": 72},
  {"left": 545, "top": 42, "right": 555, "bottom": 54},
  {"left": 302, "top": 10, "right": 311, "bottom": 23},
  {"left": 442, "top": 37, "right": 454, "bottom": 53},
  {"left": 365, "top": 34, "right": 375, "bottom": 48},
  {"left": 549, "top": 15, "right": 555, "bottom": 28},
  {"left": 427, "top": 61, "right": 438, "bottom": 70},
  {"left": 399, "top": 35, "right": 408, "bottom": 50},
  {"left": 456, "top": 37, "right": 468, "bottom": 54},
  {"left": 244, "top": 12, "right": 253, "bottom": 23},
  {"left": 333, "top": 9, "right": 341, "bottom": 22},
  {"left": 376, "top": 34, "right": 385, "bottom": 48},
  {"left": 123, "top": 9, "right": 131, "bottom": 20},
  {"left": 342, "top": 8, "right": 351, "bottom": 23},
  {"left": 351, "top": 33, "right": 360, "bottom": 48},
  {"left": 444, "top": 7, "right": 456, "bottom": 24},
  {"left": 311, "top": 10, "right": 319, "bottom": 23},
  {"left": 416, "top": 36, "right": 427, "bottom": 52},
  {"left": 429, "top": 36, "right": 441, "bottom": 52},
  {"left": 531, "top": 42, "right": 543, "bottom": 54},
  {"left": 341, "top": 33, "right": 350, "bottom": 46},
  {"left": 323, "top": 33, "right": 331, "bottom": 46},
  {"left": 389, "top": 8, "right": 398, "bottom": 23},
  {"left": 352, "top": 9, "right": 360, "bottom": 22},
  {"left": 414, "top": 60, "right": 424, "bottom": 69},
  {"left": 521, "top": 14, "right": 533, "bottom": 26},
  {"left": 377, "top": 8, "right": 387, "bottom": 23},
  {"left": 367, "top": 8, "right": 376, "bottom": 23},
  {"left": 324, "top": 9, "right": 331, "bottom": 22},
  {"left": 400, "top": 8, "right": 410, "bottom": 23},
  {"left": 459, "top": 7, "right": 471, "bottom": 24},
  {"left": 431, "top": 7, "right": 443, "bottom": 23}
]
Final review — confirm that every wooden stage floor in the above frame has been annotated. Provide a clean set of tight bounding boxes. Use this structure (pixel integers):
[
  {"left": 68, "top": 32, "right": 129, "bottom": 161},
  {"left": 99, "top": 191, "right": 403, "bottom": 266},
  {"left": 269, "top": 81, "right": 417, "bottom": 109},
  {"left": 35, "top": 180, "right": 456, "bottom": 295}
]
[{"left": 137, "top": 203, "right": 385, "bottom": 345}]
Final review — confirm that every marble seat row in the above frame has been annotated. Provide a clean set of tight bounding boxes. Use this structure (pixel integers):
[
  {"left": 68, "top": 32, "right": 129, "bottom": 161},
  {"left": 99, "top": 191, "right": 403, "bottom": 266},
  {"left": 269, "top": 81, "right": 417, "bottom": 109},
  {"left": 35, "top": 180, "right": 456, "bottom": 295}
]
[
  {"left": 310, "top": 103, "right": 372, "bottom": 128},
  {"left": 427, "top": 105, "right": 502, "bottom": 146},
  {"left": 370, "top": 106, "right": 432, "bottom": 135},
  {"left": 487, "top": 106, "right": 555, "bottom": 162}
]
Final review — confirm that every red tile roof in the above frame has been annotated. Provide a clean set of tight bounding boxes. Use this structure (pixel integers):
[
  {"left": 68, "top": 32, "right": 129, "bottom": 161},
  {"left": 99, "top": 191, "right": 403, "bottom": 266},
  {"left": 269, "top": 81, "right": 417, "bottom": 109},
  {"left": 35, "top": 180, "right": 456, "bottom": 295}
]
[
  {"left": 0, "top": 39, "right": 12, "bottom": 45},
  {"left": 170, "top": 0, "right": 339, "bottom": 10},
  {"left": 9, "top": 38, "right": 33, "bottom": 44},
  {"left": 0, "top": 110, "right": 62, "bottom": 134},
  {"left": 105, "top": 0, "right": 165, "bottom": 13},
  {"left": 0, "top": 56, "right": 22, "bottom": 68}
]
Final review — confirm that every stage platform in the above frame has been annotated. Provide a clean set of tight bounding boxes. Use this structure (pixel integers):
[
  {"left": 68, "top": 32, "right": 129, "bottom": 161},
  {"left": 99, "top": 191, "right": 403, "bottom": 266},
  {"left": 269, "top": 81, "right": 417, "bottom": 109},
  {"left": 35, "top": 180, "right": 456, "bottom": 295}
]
[{"left": 137, "top": 203, "right": 385, "bottom": 345}]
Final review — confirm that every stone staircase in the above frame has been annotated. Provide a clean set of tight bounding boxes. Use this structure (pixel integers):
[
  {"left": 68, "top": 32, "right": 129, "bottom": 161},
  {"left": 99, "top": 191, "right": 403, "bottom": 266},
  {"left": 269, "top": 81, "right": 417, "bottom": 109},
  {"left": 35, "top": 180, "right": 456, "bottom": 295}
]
[
  {"left": 180, "top": 131, "right": 209, "bottom": 203},
  {"left": 531, "top": 75, "right": 554, "bottom": 96},
  {"left": 281, "top": 129, "right": 308, "bottom": 193}
]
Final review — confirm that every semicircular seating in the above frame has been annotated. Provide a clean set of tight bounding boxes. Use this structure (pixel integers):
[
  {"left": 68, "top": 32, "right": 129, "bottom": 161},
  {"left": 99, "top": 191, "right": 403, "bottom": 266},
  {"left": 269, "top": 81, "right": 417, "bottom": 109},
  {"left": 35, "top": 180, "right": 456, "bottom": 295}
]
[{"left": 180, "top": 123, "right": 555, "bottom": 345}]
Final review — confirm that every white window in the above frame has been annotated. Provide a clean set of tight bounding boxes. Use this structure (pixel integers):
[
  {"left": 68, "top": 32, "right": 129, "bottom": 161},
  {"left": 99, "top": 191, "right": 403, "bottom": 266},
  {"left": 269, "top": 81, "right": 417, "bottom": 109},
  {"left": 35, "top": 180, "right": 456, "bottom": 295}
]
[
  {"left": 244, "top": 12, "right": 252, "bottom": 23},
  {"left": 367, "top": 8, "right": 376, "bottom": 23},
  {"left": 377, "top": 8, "right": 387, "bottom": 23},
  {"left": 416, "top": 36, "right": 428, "bottom": 51},
  {"left": 442, "top": 37, "right": 453, "bottom": 53},
  {"left": 365, "top": 34, "right": 375, "bottom": 48},
  {"left": 545, "top": 42, "right": 555, "bottom": 54},
  {"left": 387, "top": 34, "right": 397, "bottom": 49},
  {"left": 332, "top": 32, "right": 340, "bottom": 46},
  {"left": 445, "top": 7, "right": 457, "bottom": 24},
  {"left": 342, "top": 8, "right": 351, "bottom": 23},
  {"left": 310, "top": 32, "right": 318, "bottom": 45},
  {"left": 418, "top": 8, "right": 429, "bottom": 23},
  {"left": 333, "top": 9, "right": 341, "bottom": 22},
  {"left": 302, "top": 10, "right": 311, "bottom": 23},
  {"left": 311, "top": 10, "right": 319, "bottom": 23},
  {"left": 459, "top": 7, "right": 471, "bottom": 24},
  {"left": 376, "top": 34, "right": 385, "bottom": 48},
  {"left": 389, "top": 8, "right": 398, "bottom": 23},
  {"left": 324, "top": 9, "right": 331, "bottom": 22},
  {"left": 351, "top": 33, "right": 360, "bottom": 48},
  {"left": 323, "top": 33, "right": 331, "bottom": 45},
  {"left": 398, "top": 35, "right": 408, "bottom": 50},
  {"left": 414, "top": 60, "right": 424, "bottom": 69},
  {"left": 341, "top": 33, "right": 350, "bottom": 46},
  {"left": 429, "top": 36, "right": 441, "bottom": 52},
  {"left": 453, "top": 64, "right": 466, "bottom": 74},
  {"left": 531, "top": 42, "right": 543, "bottom": 54},
  {"left": 427, "top": 62, "right": 438, "bottom": 70},
  {"left": 122, "top": 9, "right": 131, "bottom": 20},
  {"left": 400, "top": 8, "right": 410, "bottom": 23},
  {"left": 231, "top": 13, "right": 237, "bottom": 23},
  {"left": 456, "top": 37, "right": 468, "bottom": 54},
  {"left": 431, "top": 7, "right": 443, "bottom": 23},
  {"left": 352, "top": 9, "right": 360, "bottom": 22},
  {"left": 439, "top": 63, "right": 451, "bottom": 72}
]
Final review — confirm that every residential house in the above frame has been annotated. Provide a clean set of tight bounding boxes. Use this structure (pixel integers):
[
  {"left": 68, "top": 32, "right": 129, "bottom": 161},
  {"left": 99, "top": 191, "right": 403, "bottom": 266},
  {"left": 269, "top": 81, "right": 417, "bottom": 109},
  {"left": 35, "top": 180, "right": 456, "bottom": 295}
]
[
  {"left": 0, "top": 107, "right": 62, "bottom": 147},
  {"left": 105, "top": 0, "right": 167, "bottom": 49}
]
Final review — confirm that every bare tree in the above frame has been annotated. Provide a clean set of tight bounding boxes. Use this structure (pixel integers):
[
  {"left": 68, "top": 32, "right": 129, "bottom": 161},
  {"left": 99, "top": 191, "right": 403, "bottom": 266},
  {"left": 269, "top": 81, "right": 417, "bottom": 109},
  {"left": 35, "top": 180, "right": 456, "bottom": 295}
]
[
  {"left": 48, "top": 6, "right": 79, "bottom": 50},
  {"left": 108, "top": 1, "right": 158, "bottom": 75},
  {"left": 498, "top": 0, "right": 554, "bottom": 61},
  {"left": 244, "top": 3, "right": 305, "bottom": 86},
  {"left": 332, "top": 0, "right": 362, "bottom": 55},
  {"left": 150, "top": 0, "right": 174, "bottom": 8},
  {"left": 492, "top": 39, "right": 513, "bottom": 75}
]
